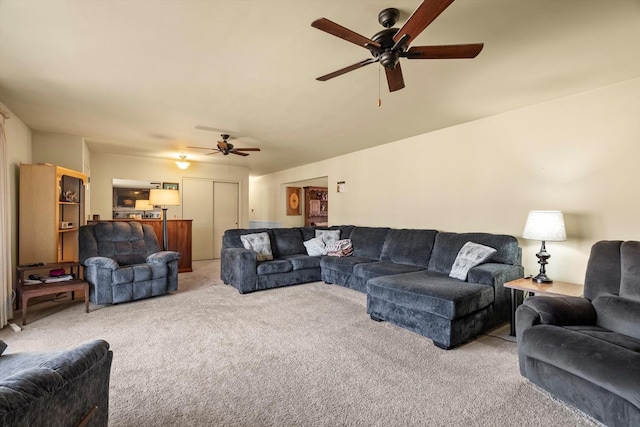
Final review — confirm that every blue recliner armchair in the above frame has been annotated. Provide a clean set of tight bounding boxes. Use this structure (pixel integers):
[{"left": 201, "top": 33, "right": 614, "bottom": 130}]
[
  {"left": 0, "top": 339, "right": 113, "bottom": 427},
  {"left": 79, "top": 221, "right": 180, "bottom": 305},
  {"left": 516, "top": 240, "right": 640, "bottom": 427}
]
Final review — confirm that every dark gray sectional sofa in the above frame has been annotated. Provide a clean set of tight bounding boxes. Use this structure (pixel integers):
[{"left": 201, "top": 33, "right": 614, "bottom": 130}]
[{"left": 221, "top": 225, "right": 524, "bottom": 349}]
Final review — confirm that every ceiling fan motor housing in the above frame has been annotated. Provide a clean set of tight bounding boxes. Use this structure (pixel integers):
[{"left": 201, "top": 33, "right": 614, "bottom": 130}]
[{"left": 372, "top": 28, "right": 402, "bottom": 69}]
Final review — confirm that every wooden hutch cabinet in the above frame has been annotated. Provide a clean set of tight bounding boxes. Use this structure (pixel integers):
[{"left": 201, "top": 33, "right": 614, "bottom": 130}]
[
  {"left": 19, "top": 163, "right": 87, "bottom": 264},
  {"left": 303, "top": 186, "right": 328, "bottom": 226}
]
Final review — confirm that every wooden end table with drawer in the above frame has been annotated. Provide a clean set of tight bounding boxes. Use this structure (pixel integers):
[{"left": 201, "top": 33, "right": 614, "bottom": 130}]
[
  {"left": 504, "top": 277, "right": 584, "bottom": 337},
  {"left": 16, "top": 262, "right": 89, "bottom": 325}
]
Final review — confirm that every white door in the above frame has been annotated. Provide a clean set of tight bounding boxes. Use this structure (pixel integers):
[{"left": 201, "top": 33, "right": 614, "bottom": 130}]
[{"left": 213, "top": 181, "right": 239, "bottom": 258}]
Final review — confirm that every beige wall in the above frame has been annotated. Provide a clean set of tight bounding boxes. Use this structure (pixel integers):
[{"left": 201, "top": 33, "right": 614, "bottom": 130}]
[
  {"left": 90, "top": 152, "right": 250, "bottom": 227},
  {"left": 250, "top": 77, "right": 640, "bottom": 284},
  {"left": 2, "top": 101, "right": 32, "bottom": 285}
]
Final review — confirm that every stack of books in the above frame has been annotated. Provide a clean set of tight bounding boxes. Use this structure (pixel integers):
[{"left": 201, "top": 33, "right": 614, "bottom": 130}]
[{"left": 23, "top": 274, "right": 74, "bottom": 285}]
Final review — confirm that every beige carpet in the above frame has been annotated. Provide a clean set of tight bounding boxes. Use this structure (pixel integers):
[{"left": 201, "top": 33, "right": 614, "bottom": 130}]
[{"left": 1, "top": 260, "right": 600, "bottom": 427}]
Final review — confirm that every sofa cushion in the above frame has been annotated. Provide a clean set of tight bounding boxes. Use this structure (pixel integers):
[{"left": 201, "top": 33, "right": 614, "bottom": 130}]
[
  {"left": 620, "top": 241, "right": 640, "bottom": 303},
  {"left": 257, "top": 260, "right": 293, "bottom": 275},
  {"left": 449, "top": 242, "right": 497, "bottom": 281},
  {"left": 379, "top": 229, "right": 438, "bottom": 268},
  {"left": 0, "top": 340, "right": 6, "bottom": 356},
  {"left": 350, "top": 227, "right": 390, "bottom": 259},
  {"left": 584, "top": 240, "right": 624, "bottom": 301},
  {"left": 353, "top": 262, "right": 424, "bottom": 281},
  {"left": 272, "top": 228, "right": 306, "bottom": 257},
  {"left": 279, "top": 254, "right": 321, "bottom": 270},
  {"left": 428, "top": 232, "right": 520, "bottom": 275},
  {"left": 320, "top": 256, "right": 378, "bottom": 275},
  {"left": 223, "top": 228, "right": 274, "bottom": 249},
  {"left": 303, "top": 237, "right": 326, "bottom": 256},
  {"left": 593, "top": 296, "right": 640, "bottom": 341},
  {"left": 316, "top": 229, "right": 341, "bottom": 245},
  {"left": 241, "top": 232, "right": 274, "bottom": 261},
  {"left": 367, "top": 270, "right": 495, "bottom": 319}
]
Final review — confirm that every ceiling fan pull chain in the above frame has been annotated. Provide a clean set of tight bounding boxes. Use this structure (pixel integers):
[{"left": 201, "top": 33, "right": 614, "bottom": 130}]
[{"left": 378, "top": 63, "right": 382, "bottom": 107}]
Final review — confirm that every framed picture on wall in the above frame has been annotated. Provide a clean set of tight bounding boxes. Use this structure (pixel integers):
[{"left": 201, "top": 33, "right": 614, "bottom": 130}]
[
  {"left": 286, "top": 187, "right": 301, "bottom": 216},
  {"left": 163, "top": 182, "right": 179, "bottom": 190}
]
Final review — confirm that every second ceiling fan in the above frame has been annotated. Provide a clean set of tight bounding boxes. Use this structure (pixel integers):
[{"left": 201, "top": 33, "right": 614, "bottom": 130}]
[
  {"left": 188, "top": 134, "right": 260, "bottom": 157},
  {"left": 311, "top": 0, "right": 484, "bottom": 92}
]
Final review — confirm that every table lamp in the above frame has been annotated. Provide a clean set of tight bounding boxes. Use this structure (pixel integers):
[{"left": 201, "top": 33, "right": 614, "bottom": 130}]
[
  {"left": 522, "top": 210, "right": 566, "bottom": 284},
  {"left": 134, "top": 199, "right": 154, "bottom": 218},
  {"left": 149, "top": 189, "right": 181, "bottom": 250}
]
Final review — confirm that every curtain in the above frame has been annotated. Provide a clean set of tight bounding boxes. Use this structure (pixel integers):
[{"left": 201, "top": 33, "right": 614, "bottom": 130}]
[{"left": 0, "top": 110, "right": 13, "bottom": 326}]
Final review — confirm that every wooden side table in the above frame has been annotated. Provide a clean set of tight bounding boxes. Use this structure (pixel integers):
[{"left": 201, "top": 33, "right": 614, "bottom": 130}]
[
  {"left": 16, "top": 262, "right": 90, "bottom": 325},
  {"left": 504, "top": 278, "right": 583, "bottom": 337}
]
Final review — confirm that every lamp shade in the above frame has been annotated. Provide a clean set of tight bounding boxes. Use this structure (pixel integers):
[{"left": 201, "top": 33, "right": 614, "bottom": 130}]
[
  {"left": 149, "top": 189, "right": 180, "bottom": 206},
  {"left": 522, "top": 210, "right": 566, "bottom": 241},
  {"left": 134, "top": 199, "right": 153, "bottom": 211}
]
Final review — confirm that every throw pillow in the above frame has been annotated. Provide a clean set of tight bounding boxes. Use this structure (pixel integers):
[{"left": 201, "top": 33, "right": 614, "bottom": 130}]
[
  {"left": 0, "top": 339, "right": 6, "bottom": 356},
  {"left": 304, "top": 237, "right": 327, "bottom": 256},
  {"left": 316, "top": 229, "right": 340, "bottom": 245},
  {"left": 326, "top": 239, "right": 354, "bottom": 257},
  {"left": 449, "top": 242, "right": 497, "bottom": 281},
  {"left": 240, "top": 232, "right": 274, "bottom": 261}
]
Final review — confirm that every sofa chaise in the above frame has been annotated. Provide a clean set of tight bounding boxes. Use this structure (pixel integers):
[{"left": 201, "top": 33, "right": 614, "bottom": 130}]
[
  {"left": 221, "top": 225, "right": 524, "bottom": 349},
  {"left": 516, "top": 240, "right": 640, "bottom": 427},
  {"left": 0, "top": 339, "right": 113, "bottom": 427}
]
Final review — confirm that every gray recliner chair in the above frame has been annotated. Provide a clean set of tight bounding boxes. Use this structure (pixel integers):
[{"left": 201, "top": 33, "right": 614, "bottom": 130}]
[
  {"left": 79, "top": 221, "right": 180, "bottom": 305},
  {"left": 516, "top": 240, "right": 640, "bottom": 427},
  {"left": 0, "top": 339, "right": 113, "bottom": 427}
]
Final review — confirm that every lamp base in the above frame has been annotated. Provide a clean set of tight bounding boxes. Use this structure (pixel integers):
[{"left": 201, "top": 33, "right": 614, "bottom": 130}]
[{"left": 532, "top": 273, "right": 553, "bottom": 284}]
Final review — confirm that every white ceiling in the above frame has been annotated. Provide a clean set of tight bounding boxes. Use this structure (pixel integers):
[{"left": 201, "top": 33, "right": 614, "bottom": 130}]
[{"left": 1, "top": 0, "right": 639, "bottom": 176}]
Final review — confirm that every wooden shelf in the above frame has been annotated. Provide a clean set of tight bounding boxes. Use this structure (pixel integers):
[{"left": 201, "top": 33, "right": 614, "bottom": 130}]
[
  {"left": 19, "top": 163, "right": 87, "bottom": 265},
  {"left": 303, "top": 186, "right": 328, "bottom": 227}
]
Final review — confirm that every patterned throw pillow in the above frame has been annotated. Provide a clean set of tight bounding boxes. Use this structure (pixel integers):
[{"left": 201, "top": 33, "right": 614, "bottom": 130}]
[
  {"left": 326, "top": 239, "right": 353, "bottom": 257},
  {"left": 316, "top": 229, "right": 340, "bottom": 245},
  {"left": 304, "top": 237, "right": 327, "bottom": 256},
  {"left": 449, "top": 242, "right": 497, "bottom": 281},
  {"left": 240, "top": 232, "right": 274, "bottom": 261}
]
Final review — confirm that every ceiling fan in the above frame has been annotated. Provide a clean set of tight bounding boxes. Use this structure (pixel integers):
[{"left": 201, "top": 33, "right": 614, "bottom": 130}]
[
  {"left": 188, "top": 134, "right": 261, "bottom": 157},
  {"left": 311, "top": 0, "right": 483, "bottom": 92}
]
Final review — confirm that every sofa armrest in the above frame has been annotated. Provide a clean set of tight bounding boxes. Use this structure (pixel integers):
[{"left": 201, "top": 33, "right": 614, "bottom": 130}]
[
  {"left": 467, "top": 263, "right": 525, "bottom": 320},
  {"left": 221, "top": 248, "right": 258, "bottom": 294},
  {"left": 146, "top": 251, "right": 180, "bottom": 264},
  {"left": 517, "top": 296, "right": 597, "bottom": 329},
  {"left": 0, "top": 340, "right": 113, "bottom": 427},
  {"left": 83, "top": 256, "right": 119, "bottom": 270}
]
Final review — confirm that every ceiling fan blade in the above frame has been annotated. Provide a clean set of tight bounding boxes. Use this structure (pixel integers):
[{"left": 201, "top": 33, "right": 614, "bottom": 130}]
[
  {"left": 233, "top": 148, "right": 261, "bottom": 151},
  {"left": 317, "top": 58, "right": 377, "bottom": 81},
  {"left": 385, "top": 63, "right": 405, "bottom": 92},
  {"left": 205, "top": 151, "right": 221, "bottom": 155},
  {"left": 194, "top": 125, "right": 226, "bottom": 132},
  {"left": 230, "top": 151, "right": 249, "bottom": 157},
  {"left": 187, "top": 146, "right": 212, "bottom": 150},
  {"left": 404, "top": 43, "right": 484, "bottom": 59},
  {"left": 393, "top": 0, "right": 455, "bottom": 46},
  {"left": 312, "top": 18, "right": 381, "bottom": 50}
]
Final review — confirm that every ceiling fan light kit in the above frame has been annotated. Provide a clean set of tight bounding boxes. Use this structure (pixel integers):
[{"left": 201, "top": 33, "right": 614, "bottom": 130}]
[
  {"left": 311, "top": 0, "right": 484, "bottom": 92},
  {"left": 175, "top": 155, "right": 190, "bottom": 170}
]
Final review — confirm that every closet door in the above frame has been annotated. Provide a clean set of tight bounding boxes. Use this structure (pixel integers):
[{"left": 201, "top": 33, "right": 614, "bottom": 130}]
[
  {"left": 213, "top": 181, "right": 239, "bottom": 258},
  {"left": 182, "top": 178, "right": 214, "bottom": 260}
]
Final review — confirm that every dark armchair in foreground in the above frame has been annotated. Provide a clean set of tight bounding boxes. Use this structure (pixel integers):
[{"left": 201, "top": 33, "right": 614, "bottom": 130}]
[
  {"left": 516, "top": 240, "right": 640, "bottom": 427},
  {"left": 79, "top": 221, "right": 180, "bottom": 305},
  {"left": 0, "top": 339, "right": 113, "bottom": 427}
]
